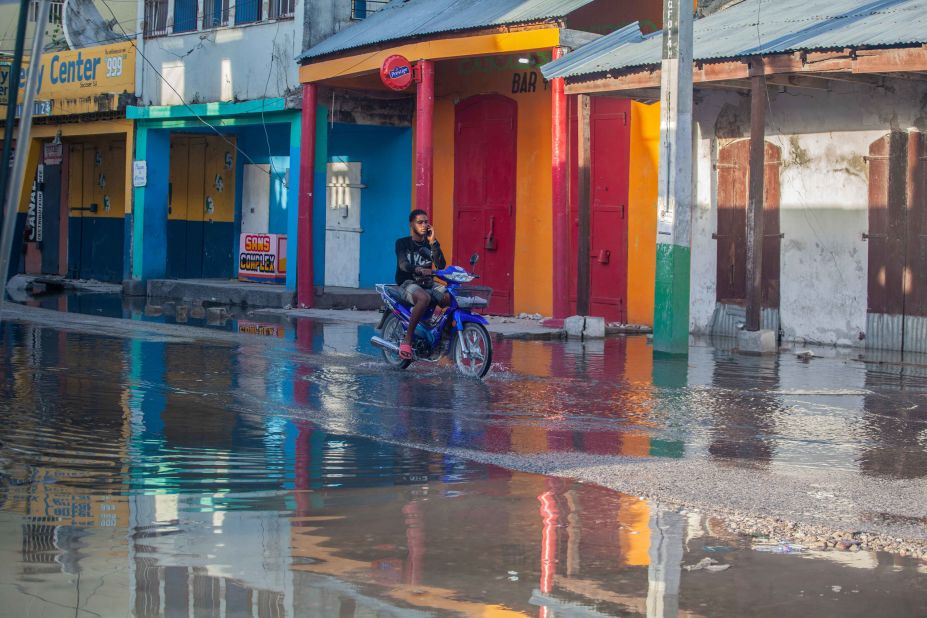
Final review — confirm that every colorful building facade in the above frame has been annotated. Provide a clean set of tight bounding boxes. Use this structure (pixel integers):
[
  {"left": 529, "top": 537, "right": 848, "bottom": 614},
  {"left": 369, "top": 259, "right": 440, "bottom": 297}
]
[
  {"left": 8, "top": 41, "right": 137, "bottom": 283},
  {"left": 296, "top": 0, "right": 662, "bottom": 320},
  {"left": 126, "top": 0, "right": 315, "bottom": 288}
]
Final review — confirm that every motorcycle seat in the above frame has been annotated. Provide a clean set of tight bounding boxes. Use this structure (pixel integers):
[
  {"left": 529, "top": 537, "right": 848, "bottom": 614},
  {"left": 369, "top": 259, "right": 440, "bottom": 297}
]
[{"left": 383, "top": 285, "right": 409, "bottom": 306}]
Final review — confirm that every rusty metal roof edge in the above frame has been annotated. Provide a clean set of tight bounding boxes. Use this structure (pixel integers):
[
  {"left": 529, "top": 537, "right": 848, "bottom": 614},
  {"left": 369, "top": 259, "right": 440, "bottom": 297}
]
[
  {"left": 559, "top": 40, "right": 927, "bottom": 88},
  {"left": 541, "top": 0, "right": 927, "bottom": 81}
]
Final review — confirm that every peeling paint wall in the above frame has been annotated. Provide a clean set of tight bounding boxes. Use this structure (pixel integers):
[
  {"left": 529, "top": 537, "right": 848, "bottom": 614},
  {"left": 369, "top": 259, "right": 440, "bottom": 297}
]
[
  {"left": 691, "top": 78, "right": 927, "bottom": 346},
  {"left": 141, "top": 18, "right": 303, "bottom": 106}
]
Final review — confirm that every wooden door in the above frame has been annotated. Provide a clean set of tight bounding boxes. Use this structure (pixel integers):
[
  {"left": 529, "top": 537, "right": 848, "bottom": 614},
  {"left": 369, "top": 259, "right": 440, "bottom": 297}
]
[
  {"left": 568, "top": 97, "right": 631, "bottom": 321},
  {"left": 589, "top": 98, "right": 630, "bottom": 322},
  {"left": 202, "top": 135, "right": 235, "bottom": 278},
  {"left": 867, "top": 131, "right": 927, "bottom": 352},
  {"left": 453, "top": 95, "right": 517, "bottom": 315},
  {"left": 715, "top": 140, "right": 781, "bottom": 307}
]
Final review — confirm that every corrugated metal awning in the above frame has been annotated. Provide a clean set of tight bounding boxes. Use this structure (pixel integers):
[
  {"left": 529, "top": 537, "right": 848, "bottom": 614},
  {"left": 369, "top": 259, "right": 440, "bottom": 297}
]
[
  {"left": 298, "top": 0, "right": 595, "bottom": 63},
  {"left": 541, "top": 0, "right": 927, "bottom": 81}
]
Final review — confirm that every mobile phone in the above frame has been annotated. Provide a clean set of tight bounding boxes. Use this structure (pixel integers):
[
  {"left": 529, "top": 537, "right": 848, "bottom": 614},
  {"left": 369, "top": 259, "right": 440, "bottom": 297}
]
[{"left": 427, "top": 226, "right": 434, "bottom": 238}]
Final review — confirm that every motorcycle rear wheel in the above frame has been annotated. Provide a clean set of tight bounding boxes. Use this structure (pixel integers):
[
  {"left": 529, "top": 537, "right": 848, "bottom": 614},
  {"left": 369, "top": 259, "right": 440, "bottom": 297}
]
[
  {"left": 381, "top": 314, "right": 412, "bottom": 370},
  {"left": 452, "top": 323, "right": 492, "bottom": 378}
]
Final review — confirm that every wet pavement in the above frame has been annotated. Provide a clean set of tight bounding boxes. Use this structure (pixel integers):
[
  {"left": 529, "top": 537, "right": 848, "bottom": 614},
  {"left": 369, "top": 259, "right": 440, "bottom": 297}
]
[{"left": 1, "top": 300, "right": 927, "bottom": 615}]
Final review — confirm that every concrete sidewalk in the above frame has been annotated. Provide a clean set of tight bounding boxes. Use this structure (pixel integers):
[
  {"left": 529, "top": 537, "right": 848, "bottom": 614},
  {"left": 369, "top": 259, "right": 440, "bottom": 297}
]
[{"left": 254, "top": 306, "right": 568, "bottom": 340}]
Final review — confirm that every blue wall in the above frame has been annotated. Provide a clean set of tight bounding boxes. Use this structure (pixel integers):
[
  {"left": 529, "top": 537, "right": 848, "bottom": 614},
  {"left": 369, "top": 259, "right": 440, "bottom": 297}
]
[
  {"left": 233, "top": 123, "right": 292, "bottom": 236},
  {"left": 318, "top": 123, "right": 413, "bottom": 288}
]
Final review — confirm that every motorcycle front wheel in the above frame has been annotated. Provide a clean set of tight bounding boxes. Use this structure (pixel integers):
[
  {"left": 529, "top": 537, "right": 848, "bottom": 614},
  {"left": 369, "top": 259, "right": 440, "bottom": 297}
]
[
  {"left": 381, "top": 314, "right": 412, "bottom": 370},
  {"left": 452, "top": 323, "right": 493, "bottom": 378}
]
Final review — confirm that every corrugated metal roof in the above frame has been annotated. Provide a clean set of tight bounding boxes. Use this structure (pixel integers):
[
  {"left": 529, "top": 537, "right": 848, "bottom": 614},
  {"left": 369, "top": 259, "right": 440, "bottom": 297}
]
[
  {"left": 541, "top": 0, "right": 927, "bottom": 80},
  {"left": 298, "top": 0, "right": 595, "bottom": 63}
]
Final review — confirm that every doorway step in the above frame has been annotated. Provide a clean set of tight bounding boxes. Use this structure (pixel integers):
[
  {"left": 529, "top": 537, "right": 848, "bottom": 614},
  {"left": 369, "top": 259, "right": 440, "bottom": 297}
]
[{"left": 146, "top": 279, "right": 295, "bottom": 309}]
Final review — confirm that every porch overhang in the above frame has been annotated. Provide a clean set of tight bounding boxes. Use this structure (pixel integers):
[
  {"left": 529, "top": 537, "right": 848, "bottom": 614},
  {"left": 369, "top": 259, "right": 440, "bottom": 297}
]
[
  {"left": 299, "top": 27, "right": 562, "bottom": 86},
  {"left": 564, "top": 44, "right": 927, "bottom": 100}
]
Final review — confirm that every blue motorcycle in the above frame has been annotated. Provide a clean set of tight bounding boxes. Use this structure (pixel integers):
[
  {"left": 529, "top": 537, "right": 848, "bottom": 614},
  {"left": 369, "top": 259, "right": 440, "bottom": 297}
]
[{"left": 371, "top": 261, "right": 493, "bottom": 378}]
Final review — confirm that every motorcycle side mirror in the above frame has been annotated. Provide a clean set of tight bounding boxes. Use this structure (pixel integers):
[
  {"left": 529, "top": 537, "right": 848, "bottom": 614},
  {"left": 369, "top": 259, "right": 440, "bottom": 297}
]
[{"left": 470, "top": 253, "right": 479, "bottom": 266}]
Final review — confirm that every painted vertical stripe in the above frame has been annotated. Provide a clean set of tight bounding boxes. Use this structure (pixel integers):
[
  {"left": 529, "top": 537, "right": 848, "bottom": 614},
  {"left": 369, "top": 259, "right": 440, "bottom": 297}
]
[{"left": 653, "top": 243, "right": 690, "bottom": 355}]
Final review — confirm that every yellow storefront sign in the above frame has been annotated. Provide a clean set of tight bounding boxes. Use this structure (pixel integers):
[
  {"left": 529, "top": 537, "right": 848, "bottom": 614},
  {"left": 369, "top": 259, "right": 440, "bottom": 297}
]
[
  {"left": 16, "top": 41, "right": 135, "bottom": 116},
  {"left": 0, "top": 62, "right": 10, "bottom": 105}
]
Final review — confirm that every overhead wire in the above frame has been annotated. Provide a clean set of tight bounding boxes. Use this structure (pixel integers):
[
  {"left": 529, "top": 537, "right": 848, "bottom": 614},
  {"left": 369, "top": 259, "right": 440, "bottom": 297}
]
[{"left": 98, "top": 0, "right": 292, "bottom": 179}]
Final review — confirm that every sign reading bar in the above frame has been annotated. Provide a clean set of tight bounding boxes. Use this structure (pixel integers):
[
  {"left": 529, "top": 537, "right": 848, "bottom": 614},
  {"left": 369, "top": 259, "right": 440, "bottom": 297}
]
[
  {"left": 380, "top": 55, "right": 413, "bottom": 91},
  {"left": 238, "top": 233, "right": 286, "bottom": 284}
]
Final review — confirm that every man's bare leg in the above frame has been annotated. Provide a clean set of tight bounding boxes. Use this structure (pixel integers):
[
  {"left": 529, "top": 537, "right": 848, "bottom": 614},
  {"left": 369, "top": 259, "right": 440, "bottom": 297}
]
[{"left": 404, "top": 289, "right": 432, "bottom": 348}]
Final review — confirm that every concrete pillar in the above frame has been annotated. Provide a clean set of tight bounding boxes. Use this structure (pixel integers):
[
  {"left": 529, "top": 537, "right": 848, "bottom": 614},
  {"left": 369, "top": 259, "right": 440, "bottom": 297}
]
[
  {"left": 414, "top": 59, "right": 435, "bottom": 218},
  {"left": 653, "top": 0, "right": 694, "bottom": 354},
  {"left": 551, "top": 46, "right": 570, "bottom": 319},
  {"left": 297, "top": 83, "right": 317, "bottom": 308},
  {"left": 131, "top": 126, "right": 169, "bottom": 280}
]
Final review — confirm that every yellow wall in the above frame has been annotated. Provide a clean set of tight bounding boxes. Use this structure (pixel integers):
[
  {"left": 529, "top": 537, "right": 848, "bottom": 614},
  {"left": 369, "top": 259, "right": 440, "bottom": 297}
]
[
  {"left": 11, "top": 120, "right": 134, "bottom": 216},
  {"left": 627, "top": 102, "right": 660, "bottom": 326},
  {"left": 431, "top": 55, "right": 553, "bottom": 315}
]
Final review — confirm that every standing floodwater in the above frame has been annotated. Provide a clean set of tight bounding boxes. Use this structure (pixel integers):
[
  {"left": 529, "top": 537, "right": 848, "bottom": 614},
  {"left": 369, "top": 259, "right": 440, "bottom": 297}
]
[{"left": 1, "top": 312, "right": 926, "bottom": 616}]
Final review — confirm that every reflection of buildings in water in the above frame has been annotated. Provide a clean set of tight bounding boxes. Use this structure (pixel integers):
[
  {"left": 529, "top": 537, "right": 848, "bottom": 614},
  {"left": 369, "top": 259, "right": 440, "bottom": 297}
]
[
  {"left": 495, "top": 336, "right": 668, "bottom": 459},
  {"left": 129, "top": 493, "right": 293, "bottom": 617},
  {"left": 0, "top": 325, "right": 135, "bottom": 613},
  {"left": 706, "top": 351, "right": 781, "bottom": 465},
  {"left": 861, "top": 359, "right": 927, "bottom": 479}
]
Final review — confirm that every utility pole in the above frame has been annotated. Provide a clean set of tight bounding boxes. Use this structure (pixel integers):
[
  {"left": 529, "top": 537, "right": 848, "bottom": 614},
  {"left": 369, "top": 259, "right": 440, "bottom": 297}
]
[
  {"left": 575, "top": 94, "right": 591, "bottom": 316},
  {"left": 0, "top": 0, "right": 49, "bottom": 299},
  {"left": 0, "top": 0, "right": 32, "bottom": 228},
  {"left": 653, "top": 0, "right": 694, "bottom": 355},
  {"left": 745, "top": 74, "right": 767, "bottom": 332}
]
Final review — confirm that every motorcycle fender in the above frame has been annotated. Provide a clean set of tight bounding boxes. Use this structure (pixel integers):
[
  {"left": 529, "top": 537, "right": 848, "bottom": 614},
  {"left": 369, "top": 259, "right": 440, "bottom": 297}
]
[{"left": 455, "top": 311, "right": 489, "bottom": 327}]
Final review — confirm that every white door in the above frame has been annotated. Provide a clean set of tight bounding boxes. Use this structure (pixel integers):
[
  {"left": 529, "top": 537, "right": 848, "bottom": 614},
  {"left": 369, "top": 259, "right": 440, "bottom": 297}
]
[
  {"left": 324, "top": 161, "right": 363, "bottom": 288},
  {"left": 241, "top": 164, "right": 271, "bottom": 233}
]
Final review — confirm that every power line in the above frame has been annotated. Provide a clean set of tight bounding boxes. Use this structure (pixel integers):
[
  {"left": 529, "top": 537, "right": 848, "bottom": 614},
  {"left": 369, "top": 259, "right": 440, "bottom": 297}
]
[{"left": 98, "top": 0, "right": 287, "bottom": 178}]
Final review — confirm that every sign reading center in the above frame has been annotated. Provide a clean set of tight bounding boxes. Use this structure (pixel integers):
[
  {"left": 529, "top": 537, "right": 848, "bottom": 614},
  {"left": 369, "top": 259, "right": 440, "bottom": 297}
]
[{"left": 380, "top": 55, "right": 413, "bottom": 91}]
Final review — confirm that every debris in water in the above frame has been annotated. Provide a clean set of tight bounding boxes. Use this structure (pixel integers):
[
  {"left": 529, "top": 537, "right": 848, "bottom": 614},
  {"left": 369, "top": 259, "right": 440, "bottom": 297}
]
[{"left": 684, "top": 557, "right": 731, "bottom": 572}]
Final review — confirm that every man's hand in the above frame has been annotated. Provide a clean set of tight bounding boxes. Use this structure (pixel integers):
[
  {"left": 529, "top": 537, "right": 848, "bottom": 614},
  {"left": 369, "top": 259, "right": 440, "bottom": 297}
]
[
  {"left": 415, "top": 267, "right": 433, "bottom": 277},
  {"left": 427, "top": 225, "right": 437, "bottom": 245}
]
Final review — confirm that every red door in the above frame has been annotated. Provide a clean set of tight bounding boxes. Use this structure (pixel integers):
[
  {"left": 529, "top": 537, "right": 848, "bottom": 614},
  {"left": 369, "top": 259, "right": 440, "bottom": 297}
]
[
  {"left": 453, "top": 95, "right": 517, "bottom": 315},
  {"left": 569, "top": 97, "right": 631, "bottom": 322}
]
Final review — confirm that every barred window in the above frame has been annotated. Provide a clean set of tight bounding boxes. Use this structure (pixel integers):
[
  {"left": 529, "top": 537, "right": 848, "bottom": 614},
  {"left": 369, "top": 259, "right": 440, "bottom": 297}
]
[
  {"left": 268, "top": 0, "right": 294, "bottom": 19},
  {"left": 29, "top": 0, "right": 64, "bottom": 25},
  {"left": 202, "top": 0, "right": 230, "bottom": 28},
  {"left": 143, "top": 0, "right": 168, "bottom": 36}
]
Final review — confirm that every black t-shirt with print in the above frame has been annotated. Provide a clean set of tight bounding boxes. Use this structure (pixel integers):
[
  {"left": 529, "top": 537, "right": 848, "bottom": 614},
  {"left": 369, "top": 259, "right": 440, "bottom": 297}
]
[{"left": 395, "top": 236, "right": 446, "bottom": 286}]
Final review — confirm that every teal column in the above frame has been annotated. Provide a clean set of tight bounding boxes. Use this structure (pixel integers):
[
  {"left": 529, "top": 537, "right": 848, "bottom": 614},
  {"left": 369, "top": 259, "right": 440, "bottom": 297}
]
[
  {"left": 653, "top": 0, "right": 694, "bottom": 355},
  {"left": 131, "top": 125, "right": 169, "bottom": 280}
]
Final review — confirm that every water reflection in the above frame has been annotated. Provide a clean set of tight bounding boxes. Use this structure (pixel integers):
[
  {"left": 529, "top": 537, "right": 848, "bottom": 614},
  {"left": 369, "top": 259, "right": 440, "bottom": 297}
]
[{"left": 1, "top": 318, "right": 927, "bottom": 616}]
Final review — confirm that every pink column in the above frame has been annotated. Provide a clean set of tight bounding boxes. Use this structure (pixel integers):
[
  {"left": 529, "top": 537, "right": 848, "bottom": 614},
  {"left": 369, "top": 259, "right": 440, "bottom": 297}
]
[
  {"left": 415, "top": 59, "right": 435, "bottom": 218},
  {"left": 297, "top": 83, "right": 317, "bottom": 308},
  {"left": 551, "top": 47, "right": 570, "bottom": 319}
]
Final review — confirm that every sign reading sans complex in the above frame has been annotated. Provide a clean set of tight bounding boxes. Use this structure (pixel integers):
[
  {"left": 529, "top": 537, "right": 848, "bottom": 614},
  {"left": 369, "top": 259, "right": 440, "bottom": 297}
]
[{"left": 238, "top": 233, "right": 287, "bottom": 284}]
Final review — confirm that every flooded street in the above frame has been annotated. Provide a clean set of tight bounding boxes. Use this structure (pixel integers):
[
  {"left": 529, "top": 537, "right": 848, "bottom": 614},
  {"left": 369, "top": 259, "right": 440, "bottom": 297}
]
[{"left": 1, "top": 302, "right": 927, "bottom": 615}]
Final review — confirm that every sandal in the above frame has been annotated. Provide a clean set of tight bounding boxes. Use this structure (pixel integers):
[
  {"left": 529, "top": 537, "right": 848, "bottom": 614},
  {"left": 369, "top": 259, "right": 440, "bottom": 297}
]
[{"left": 399, "top": 343, "right": 413, "bottom": 360}]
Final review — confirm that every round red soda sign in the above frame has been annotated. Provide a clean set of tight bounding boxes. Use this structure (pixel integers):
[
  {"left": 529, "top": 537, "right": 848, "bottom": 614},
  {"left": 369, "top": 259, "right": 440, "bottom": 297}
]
[{"left": 380, "top": 55, "right": 414, "bottom": 91}]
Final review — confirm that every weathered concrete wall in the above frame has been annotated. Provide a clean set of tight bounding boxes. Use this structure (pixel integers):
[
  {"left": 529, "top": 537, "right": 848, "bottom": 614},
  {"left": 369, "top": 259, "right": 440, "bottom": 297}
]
[
  {"left": 690, "top": 78, "right": 927, "bottom": 346},
  {"left": 304, "top": 0, "right": 355, "bottom": 50},
  {"left": 141, "top": 17, "right": 303, "bottom": 106}
]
